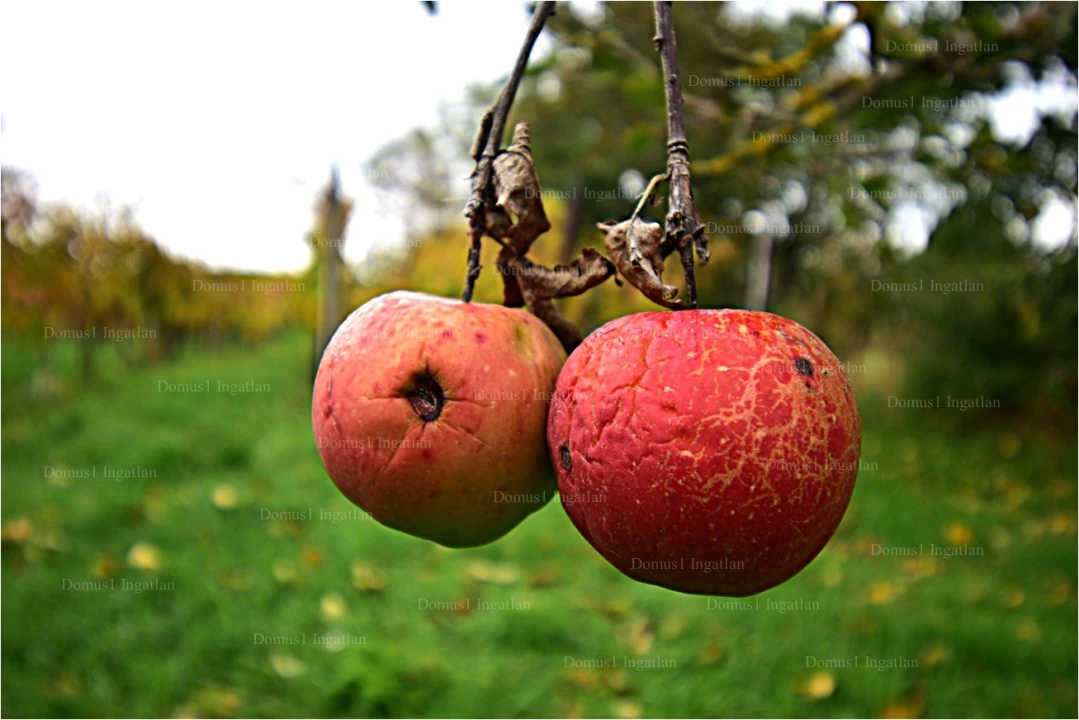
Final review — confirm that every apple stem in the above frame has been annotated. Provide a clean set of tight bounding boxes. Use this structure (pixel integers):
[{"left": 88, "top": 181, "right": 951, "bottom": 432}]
[
  {"left": 461, "top": 1, "right": 557, "bottom": 303},
  {"left": 653, "top": 1, "right": 709, "bottom": 309},
  {"left": 458, "top": 2, "right": 709, "bottom": 339}
]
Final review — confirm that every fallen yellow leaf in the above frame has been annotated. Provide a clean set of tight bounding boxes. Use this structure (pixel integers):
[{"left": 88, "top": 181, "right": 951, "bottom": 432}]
[
  {"left": 272, "top": 560, "right": 297, "bottom": 584},
  {"left": 126, "top": 542, "right": 161, "bottom": 572},
  {"left": 869, "top": 582, "right": 895, "bottom": 604},
  {"left": 696, "top": 642, "right": 725, "bottom": 665},
  {"left": 854, "top": 536, "right": 880, "bottom": 554},
  {"left": 1048, "top": 513, "right": 1076, "bottom": 534},
  {"left": 946, "top": 523, "right": 973, "bottom": 545},
  {"left": 902, "top": 557, "right": 936, "bottom": 578},
  {"left": 881, "top": 697, "right": 924, "bottom": 719},
  {"left": 659, "top": 615, "right": 688, "bottom": 639},
  {"left": 1, "top": 517, "right": 33, "bottom": 544},
  {"left": 624, "top": 617, "right": 655, "bottom": 656},
  {"left": 606, "top": 670, "right": 632, "bottom": 695},
  {"left": 800, "top": 671, "right": 836, "bottom": 701},
  {"left": 351, "top": 562, "right": 386, "bottom": 592},
  {"left": 173, "top": 686, "right": 243, "bottom": 718},
  {"left": 270, "top": 652, "right": 305, "bottom": 678},
  {"left": 465, "top": 560, "right": 520, "bottom": 585},
  {"left": 320, "top": 593, "right": 348, "bottom": 621},
  {"left": 528, "top": 569, "right": 559, "bottom": 588},
  {"left": 919, "top": 642, "right": 951, "bottom": 667},
  {"left": 212, "top": 485, "right": 239, "bottom": 510},
  {"left": 566, "top": 668, "right": 600, "bottom": 689},
  {"left": 819, "top": 565, "right": 844, "bottom": 588},
  {"left": 562, "top": 703, "right": 586, "bottom": 719}
]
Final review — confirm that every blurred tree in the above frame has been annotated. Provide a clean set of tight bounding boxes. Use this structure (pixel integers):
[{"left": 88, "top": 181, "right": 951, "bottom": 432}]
[
  {"left": 362, "top": 1, "right": 1077, "bottom": 428},
  {"left": 366, "top": 128, "right": 456, "bottom": 244},
  {"left": 308, "top": 167, "right": 354, "bottom": 377},
  {"left": 2, "top": 167, "right": 320, "bottom": 385}
]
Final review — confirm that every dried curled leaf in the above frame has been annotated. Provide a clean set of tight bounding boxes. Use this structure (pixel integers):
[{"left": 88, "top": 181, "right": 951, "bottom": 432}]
[
  {"left": 488, "top": 122, "right": 551, "bottom": 307},
  {"left": 510, "top": 248, "right": 616, "bottom": 351},
  {"left": 508, "top": 249, "right": 615, "bottom": 299},
  {"left": 491, "top": 123, "right": 550, "bottom": 250},
  {"left": 599, "top": 219, "right": 685, "bottom": 310},
  {"left": 465, "top": 120, "right": 618, "bottom": 350}
]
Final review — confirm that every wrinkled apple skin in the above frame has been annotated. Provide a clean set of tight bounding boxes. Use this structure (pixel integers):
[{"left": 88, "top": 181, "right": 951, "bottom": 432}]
[
  {"left": 547, "top": 310, "right": 861, "bottom": 596},
  {"left": 312, "top": 291, "right": 566, "bottom": 547}
]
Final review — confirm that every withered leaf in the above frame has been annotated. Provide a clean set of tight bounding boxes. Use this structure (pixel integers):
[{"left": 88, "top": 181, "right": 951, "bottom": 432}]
[
  {"left": 511, "top": 248, "right": 616, "bottom": 351},
  {"left": 487, "top": 122, "right": 551, "bottom": 307},
  {"left": 509, "top": 249, "right": 615, "bottom": 300},
  {"left": 490, "top": 123, "right": 550, "bottom": 254},
  {"left": 599, "top": 219, "right": 685, "bottom": 310}
]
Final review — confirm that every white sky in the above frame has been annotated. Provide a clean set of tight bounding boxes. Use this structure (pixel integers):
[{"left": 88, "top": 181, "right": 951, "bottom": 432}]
[
  {"left": 1, "top": 0, "right": 553, "bottom": 273},
  {"left": 2, "top": 1, "right": 1075, "bottom": 274}
]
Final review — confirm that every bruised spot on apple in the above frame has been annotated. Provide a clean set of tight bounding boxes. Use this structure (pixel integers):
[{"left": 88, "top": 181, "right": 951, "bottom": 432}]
[
  {"left": 547, "top": 309, "right": 862, "bottom": 596},
  {"left": 312, "top": 291, "right": 566, "bottom": 548},
  {"left": 403, "top": 371, "right": 444, "bottom": 422}
]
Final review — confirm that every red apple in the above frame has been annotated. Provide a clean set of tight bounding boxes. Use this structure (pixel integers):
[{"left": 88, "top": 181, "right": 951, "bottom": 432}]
[
  {"left": 312, "top": 291, "right": 566, "bottom": 547},
  {"left": 547, "top": 309, "right": 861, "bottom": 596}
]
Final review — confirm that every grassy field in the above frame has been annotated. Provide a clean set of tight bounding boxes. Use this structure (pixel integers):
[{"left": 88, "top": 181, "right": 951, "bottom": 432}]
[{"left": 2, "top": 331, "right": 1076, "bottom": 718}]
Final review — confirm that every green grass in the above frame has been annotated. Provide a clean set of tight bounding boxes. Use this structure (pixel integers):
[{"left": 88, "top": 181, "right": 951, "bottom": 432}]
[{"left": 2, "top": 332, "right": 1076, "bottom": 718}]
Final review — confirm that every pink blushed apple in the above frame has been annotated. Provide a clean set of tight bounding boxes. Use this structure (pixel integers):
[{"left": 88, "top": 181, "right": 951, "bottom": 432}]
[{"left": 312, "top": 291, "right": 566, "bottom": 547}]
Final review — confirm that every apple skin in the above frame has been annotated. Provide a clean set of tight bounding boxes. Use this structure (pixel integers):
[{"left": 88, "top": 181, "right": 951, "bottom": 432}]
[
  {"left": 312, "top": 291, "right": 566, "bottom": 547},
  {"left": 547, "top": 309, "right": 861, "bottom": 596}
]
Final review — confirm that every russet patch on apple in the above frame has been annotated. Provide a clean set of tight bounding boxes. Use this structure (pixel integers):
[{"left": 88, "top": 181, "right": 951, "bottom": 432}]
[{"left": 547, "top": 309, "right": 862, "bottom": 596}]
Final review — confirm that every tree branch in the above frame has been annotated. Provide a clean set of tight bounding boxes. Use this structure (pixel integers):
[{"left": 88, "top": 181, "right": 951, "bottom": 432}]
[
  {"left": 654, "top": 1, "right": 707, "bottom": 309},
  {"left": 693, "top": 3, "right": 1065, "bottom": 177},
  {"left": 462, "top": 1, "right": 556, "bottom": 302}
]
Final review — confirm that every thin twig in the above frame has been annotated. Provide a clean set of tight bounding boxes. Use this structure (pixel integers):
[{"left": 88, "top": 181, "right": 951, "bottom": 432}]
[
  {"left": 654, "top": 1, "right": 707, "bottom": 309},
  {"left": 462, "top": 1, "right": 556, "bottom": 302},
  {"left": 630, "top": 172, "right": 670, "bottom": 224},
  {"left": 627, "top": 172, "right": 669, "bottom": 267}
]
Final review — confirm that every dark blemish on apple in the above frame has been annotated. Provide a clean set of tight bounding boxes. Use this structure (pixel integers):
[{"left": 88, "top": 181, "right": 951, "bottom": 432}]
[
  {"left": 428, "top": 490, "right": 441, "bottom": 499},
  {"left": 794, "top": 357, "right": 813, "bottom": 377},
  {"left": 422, "top": 448, "right": 433, "bottom": 461},
  {"left": 559, "top": 444, "right": 572, "bottom": 471},
  {"left": 474, "top": 333, "right": 487, "bottom": 344},
  {"left": 442, "top": 330, "right": 453, "bottom": 340},
  {"left": 404, "top": 372, "right": 445, "bottom": 422}
]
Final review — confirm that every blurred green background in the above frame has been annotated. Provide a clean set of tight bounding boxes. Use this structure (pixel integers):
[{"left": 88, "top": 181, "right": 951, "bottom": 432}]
[{"left": 2, "top": 2, "right": 1077, "bottom": 718}]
